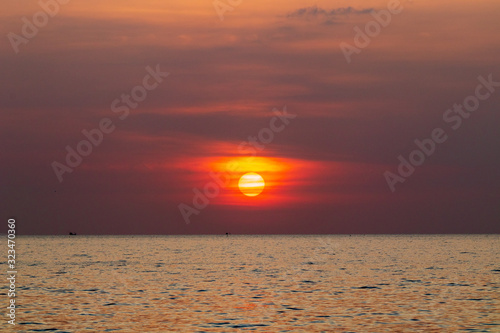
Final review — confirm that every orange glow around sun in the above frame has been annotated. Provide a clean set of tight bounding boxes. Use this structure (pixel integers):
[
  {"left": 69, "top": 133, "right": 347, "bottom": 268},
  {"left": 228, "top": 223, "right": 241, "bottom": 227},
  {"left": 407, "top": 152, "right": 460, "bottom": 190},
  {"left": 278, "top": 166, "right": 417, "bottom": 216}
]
[
  {"left": 176, "top": 155, "right": 321, "bottom": 207},
  {"left": 238, "top": 172, "right": 265, "bottom": 197},
  {"left": 205, "top": 156, "right": 294, "bottom": 205}
]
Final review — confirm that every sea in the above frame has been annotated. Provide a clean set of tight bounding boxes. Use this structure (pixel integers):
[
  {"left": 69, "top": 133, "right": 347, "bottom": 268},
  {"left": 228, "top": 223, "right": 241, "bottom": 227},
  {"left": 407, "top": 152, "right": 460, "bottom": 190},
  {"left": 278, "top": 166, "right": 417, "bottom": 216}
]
[{"left": 2, "top": 235, "right": 499, "bottom": 332}]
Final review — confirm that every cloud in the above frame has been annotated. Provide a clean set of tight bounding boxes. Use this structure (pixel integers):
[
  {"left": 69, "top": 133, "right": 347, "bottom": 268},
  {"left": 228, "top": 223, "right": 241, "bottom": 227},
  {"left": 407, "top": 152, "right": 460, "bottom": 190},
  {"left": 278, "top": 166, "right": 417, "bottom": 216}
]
[{"left": 287, "top": 6, "right": 374, "bottom": 20}]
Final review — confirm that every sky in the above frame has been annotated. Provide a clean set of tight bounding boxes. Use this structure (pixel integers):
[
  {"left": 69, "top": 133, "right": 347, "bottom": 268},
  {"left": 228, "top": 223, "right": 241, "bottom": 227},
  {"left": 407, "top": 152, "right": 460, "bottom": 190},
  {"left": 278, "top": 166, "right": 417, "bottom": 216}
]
[{"left": 1, "top": 0, "right": 499, "bottom": 234}]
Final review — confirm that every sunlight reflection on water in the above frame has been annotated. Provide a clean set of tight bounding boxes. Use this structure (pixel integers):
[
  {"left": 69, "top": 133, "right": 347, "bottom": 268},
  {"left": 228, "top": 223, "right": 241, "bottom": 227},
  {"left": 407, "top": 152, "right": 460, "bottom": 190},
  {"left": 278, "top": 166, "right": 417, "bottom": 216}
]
[{"left": 6, "top": 235, "right": 500, "bottom": 332}]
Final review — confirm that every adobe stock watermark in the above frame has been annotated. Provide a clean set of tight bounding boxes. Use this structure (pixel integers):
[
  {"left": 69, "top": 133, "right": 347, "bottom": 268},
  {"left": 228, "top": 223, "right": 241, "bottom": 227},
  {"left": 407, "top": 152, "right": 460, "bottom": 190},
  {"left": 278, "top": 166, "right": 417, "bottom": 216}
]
[
  {"left": 7, "top": 0, "right": 71, "bottom": 54},
  {"left": 6, "top": 218, "right": 17, "bottom": 325},
  {"left": 384, "top": 73, "right": 500, "bottom": 192},
  {"left": 51, "top": 64, "right": 169, "bottom": 183},
  {"left": 339, "top": 0, "right": 405, "bottom": 64},
  {"left": 213, "top": 0, "right": 242, "bottom": 21},
  {"left": 178, "top": 106, "right": 296, "bottom": 224}
]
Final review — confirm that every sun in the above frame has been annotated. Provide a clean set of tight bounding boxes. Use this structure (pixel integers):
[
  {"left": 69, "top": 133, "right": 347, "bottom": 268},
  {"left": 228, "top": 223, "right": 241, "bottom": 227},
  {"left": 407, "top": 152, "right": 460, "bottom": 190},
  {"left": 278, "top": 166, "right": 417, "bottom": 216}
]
[{"left": 238, "top": 172, "right": 265, "bottom": 197}]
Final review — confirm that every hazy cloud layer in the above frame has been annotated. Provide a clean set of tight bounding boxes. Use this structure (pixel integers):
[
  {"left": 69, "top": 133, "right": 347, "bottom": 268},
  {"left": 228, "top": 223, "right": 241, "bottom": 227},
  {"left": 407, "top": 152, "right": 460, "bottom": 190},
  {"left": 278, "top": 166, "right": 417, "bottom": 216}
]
[{"left": 288, "top": 6, "right": 374, "bottom": 19}]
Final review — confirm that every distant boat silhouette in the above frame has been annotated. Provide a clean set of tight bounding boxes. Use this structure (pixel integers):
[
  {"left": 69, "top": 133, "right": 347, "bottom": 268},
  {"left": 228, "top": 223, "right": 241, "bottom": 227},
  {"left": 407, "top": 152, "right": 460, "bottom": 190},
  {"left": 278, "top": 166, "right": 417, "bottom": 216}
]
[{"left": 69, "top": 232, "right": 77, "bottom": 235}]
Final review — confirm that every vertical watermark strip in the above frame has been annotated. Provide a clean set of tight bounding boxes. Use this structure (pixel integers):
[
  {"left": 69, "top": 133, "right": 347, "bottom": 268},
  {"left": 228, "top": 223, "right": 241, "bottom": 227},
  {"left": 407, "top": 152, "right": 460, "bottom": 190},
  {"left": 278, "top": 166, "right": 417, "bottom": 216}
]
[{"left": 6, "top": 218, "right": 17, "bottom": 325}]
